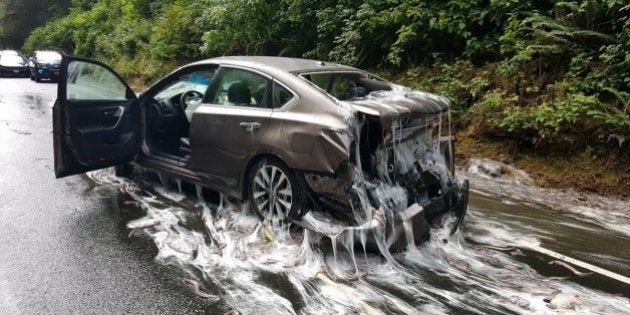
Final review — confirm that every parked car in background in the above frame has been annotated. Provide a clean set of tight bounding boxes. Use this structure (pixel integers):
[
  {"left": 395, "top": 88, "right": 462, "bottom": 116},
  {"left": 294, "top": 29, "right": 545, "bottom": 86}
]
[
  {"left": 29, "top": 50, "right": 62, "bottom": 82},
  {"left": 53, "top": 55, "right": 469, "bottom": 251},
  {"left": 0, "top": 53, "right": 29, "bottom": 77}
]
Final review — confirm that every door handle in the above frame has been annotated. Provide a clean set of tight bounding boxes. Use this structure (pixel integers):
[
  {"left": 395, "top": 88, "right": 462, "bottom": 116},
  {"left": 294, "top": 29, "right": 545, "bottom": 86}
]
[
  {"left": 103, "top": 106, "right": 124, "bottom": 117},
  {"left": 239, "top": 122, "right": 261, "bottom": 132}
]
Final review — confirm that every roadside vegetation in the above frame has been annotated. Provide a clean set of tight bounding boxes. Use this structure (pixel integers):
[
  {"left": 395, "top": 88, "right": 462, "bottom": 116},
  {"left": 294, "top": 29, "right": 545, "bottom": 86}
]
[{"left": 1, "top": 0, "right": 628, "bottom": 197}]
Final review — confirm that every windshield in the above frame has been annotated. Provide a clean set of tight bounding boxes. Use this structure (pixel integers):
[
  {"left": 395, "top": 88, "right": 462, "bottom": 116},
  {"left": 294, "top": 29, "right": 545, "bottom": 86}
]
[
  {"left": 0, "top": 55, "right": 26, "bottom": 66},
  {"left": 36, "top": 52, "right": 61, "bottom": 63},
  {"left": 1, "top": 50, "right": 20, "bottom": 56},
  {"left": 299, "top": 71, "right": 392, "bottom": 101}
]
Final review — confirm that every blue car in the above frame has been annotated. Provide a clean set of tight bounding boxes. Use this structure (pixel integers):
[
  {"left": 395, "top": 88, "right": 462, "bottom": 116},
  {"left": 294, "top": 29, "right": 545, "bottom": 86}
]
[{"left": 29, "top": 50, "right": 62, "bottom": 82}]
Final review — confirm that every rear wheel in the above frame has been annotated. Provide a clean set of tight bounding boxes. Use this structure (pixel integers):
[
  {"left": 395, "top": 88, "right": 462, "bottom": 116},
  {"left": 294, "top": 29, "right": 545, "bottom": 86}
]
[
  {"left": 35, "top": 74, "right": 41, "bottom": 83},
  {"left": 248, "top": 158, "right": 305, "bottom": 223}
]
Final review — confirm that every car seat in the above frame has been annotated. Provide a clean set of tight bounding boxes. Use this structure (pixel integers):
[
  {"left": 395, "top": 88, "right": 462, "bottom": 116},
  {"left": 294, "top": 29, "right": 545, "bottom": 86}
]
[{"left": 227, "top": 81, "right": 251, "bottom": 105}]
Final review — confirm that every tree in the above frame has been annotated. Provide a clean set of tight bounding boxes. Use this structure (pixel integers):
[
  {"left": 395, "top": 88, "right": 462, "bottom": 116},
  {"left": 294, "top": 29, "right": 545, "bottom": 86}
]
[{"left": 0, "top": 0, "right": 71, "bottom": 47}]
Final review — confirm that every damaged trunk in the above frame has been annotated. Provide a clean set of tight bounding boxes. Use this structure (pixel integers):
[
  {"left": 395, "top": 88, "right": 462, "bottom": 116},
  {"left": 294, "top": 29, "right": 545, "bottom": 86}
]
[{"left": 299, "top": 89, "right": 469, "bottom": 252}]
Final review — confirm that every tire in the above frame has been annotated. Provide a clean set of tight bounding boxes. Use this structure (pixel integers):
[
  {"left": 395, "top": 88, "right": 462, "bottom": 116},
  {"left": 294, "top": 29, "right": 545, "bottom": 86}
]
[
  {"left": 248, "top": 158, "right": 305, "bottom": 223},
  {"left": 114, "top": 163, "right": 133, "bottom": 178},
  {"left": 35, "top": 75, "right": 41, "bottom": 83}
]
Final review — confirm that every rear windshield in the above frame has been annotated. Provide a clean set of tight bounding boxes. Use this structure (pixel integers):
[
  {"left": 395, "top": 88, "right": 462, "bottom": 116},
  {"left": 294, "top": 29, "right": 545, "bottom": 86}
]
[{"left": 299, "top": 71, "right": 392, "bottom": 100}]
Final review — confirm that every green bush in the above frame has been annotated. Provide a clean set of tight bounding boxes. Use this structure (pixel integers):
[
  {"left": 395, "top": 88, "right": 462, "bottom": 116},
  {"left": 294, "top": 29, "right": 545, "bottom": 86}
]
[
  {"left": 470, "top": 89, "right": 519, "bottom": 129},
  {"left": 15, "top": 0, "right": 629, "bottom": 150},
  {"left": 500, "top": 93, "right": 596, "bottom": 140},
  {"left": 404, "top": 61, "right": 491, "bottom": 116}
]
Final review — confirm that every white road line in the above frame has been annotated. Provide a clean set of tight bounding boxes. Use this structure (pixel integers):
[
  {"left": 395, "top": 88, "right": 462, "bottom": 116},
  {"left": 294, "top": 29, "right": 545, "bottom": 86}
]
[{"left": 517, "top": 241, "right": 630, "bottom": 285}]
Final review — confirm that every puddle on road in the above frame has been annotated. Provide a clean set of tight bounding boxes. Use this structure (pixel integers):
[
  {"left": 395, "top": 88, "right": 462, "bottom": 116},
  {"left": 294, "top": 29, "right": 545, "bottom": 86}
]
[{"left": 85, "top": 168, "right": 629, "bottom": 314}]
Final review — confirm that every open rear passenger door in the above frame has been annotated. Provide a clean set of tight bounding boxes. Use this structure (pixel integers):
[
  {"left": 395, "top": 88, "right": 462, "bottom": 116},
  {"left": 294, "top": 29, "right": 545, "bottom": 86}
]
[{"left": 53, "top": 55, "right": 141, "bottom": 178}]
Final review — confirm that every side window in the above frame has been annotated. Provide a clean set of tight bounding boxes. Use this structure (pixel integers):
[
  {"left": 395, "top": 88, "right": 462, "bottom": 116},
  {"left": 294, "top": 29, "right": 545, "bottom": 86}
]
[
  {"left": 272, "top": 82, "right": 295, "bottom": 108},
  {"left": 208, "top": 68, "right": 270, "bottom": 108},
  {"left": 67, "top": 61, "right": 130, "bottom": 100}
]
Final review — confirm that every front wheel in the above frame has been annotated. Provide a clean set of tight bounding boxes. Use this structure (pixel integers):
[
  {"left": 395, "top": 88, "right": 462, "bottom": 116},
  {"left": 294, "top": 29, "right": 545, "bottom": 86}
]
[{"left": 248, "top": 158, "right": 305, "bottom": 223}]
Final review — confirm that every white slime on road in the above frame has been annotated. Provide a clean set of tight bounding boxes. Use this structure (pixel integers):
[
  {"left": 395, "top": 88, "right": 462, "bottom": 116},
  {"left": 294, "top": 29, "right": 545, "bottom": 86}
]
[{"left": 84, "top": 168, "right": 630, "bottom": 315}]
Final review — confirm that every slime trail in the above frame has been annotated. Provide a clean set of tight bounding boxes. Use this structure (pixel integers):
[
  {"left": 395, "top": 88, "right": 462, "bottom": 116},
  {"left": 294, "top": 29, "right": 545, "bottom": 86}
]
[
  {"left": 549, "top": 260, "right": 593, "bottom": 277},
  {"left": 182, "top": 278, "right": 220, "bottom": 301},
  {"left": 83, "top": 167, "right": 630, "bottom": 314}
]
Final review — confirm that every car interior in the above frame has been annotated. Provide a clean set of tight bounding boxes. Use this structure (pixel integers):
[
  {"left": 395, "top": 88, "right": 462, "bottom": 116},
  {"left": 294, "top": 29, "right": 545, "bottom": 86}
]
[{"left": 145, "top": 69, "right": 216, "bottom": 160}]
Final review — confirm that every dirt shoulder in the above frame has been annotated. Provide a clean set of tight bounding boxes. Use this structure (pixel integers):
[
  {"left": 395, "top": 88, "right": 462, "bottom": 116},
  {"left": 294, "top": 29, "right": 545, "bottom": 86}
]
[{"left": 454, "top": 129, "right": 630, "bottom": 200}]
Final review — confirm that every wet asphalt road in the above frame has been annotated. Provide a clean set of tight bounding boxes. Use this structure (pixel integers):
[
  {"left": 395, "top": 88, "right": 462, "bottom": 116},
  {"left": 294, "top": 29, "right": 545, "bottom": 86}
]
[{"left": 0, "top": 78, "right": 210, "bottom": 314}]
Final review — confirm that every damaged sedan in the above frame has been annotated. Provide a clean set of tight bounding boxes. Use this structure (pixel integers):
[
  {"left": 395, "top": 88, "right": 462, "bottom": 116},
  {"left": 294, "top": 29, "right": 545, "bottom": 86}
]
[{"left": 53, "top": 55, "right": 468, "bottom": 251}]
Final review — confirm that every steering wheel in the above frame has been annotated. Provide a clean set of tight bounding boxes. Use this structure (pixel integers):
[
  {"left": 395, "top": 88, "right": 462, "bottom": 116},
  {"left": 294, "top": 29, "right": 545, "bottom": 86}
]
[{"left": 179, "top": 90, "right": 203, "bottom": 110}]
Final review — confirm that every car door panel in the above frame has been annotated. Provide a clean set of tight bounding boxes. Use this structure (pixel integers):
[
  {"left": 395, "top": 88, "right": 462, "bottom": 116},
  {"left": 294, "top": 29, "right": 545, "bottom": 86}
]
[
  {"left": 54, "top": 55, "right": 140, "bottom": 178},
  {"left": 187, "top": 105, "right": 271, "bottom": 188},
  {"left": 68, "top": 100, "right": 139, "bottom": 162},
  {"left": 70, "top": 100, "right": 130, "bottom": 131},
  {"left": 184, "top": 66, "right": 274, "bottom": 189}
]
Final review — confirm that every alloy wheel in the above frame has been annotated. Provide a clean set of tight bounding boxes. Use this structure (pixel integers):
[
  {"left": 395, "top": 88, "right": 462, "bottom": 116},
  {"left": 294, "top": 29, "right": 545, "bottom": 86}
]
[{"left": 252, "top": 164, "right": 293, "bottom": 222}]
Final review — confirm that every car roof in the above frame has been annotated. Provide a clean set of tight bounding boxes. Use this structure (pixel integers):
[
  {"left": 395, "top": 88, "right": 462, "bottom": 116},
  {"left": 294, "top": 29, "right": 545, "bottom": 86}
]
[{"left": 189, "top": 56, "right": 359, "bottom": 74}]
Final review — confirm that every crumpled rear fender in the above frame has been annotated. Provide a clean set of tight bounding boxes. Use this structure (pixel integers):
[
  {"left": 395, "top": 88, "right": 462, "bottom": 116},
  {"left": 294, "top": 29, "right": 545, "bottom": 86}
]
[
  {"left": 258, "top": 127, "right": 353, "bottom": 174},
  {"left": 262, "top": 99, "right": 357, "bottom": 175}
]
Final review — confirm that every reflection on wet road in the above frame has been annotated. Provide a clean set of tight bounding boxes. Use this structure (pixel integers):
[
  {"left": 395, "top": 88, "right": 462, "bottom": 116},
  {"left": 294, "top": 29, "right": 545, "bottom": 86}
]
[{"left": 87, "top": 167, "right": 629, "bottom": 314}]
